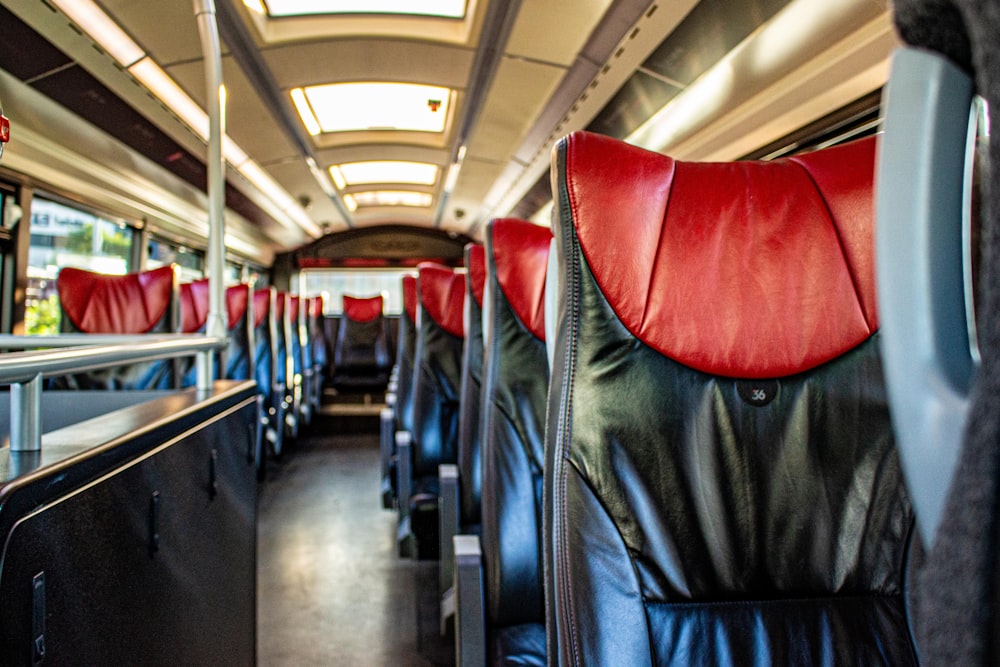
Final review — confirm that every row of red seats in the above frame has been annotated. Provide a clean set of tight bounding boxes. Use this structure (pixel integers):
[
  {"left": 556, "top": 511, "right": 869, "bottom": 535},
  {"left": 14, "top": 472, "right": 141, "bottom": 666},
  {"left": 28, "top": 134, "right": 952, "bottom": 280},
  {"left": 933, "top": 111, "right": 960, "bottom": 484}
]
[{"left": 53, "top": 266, "right": 329, "bottom": 473}]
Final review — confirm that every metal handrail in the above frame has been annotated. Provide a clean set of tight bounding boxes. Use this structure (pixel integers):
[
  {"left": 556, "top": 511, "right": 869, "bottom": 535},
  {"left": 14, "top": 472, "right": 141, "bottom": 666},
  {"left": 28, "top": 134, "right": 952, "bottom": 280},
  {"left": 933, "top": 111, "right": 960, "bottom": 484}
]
[
  {"left": 0, "top": 333, "right": 221, "bottom": 351},
  {"left": 0, "top": 334, "right": 226, "bottom": 453},
  {"left": 0, "top": 335, "right": 224, "bottom": 383}
]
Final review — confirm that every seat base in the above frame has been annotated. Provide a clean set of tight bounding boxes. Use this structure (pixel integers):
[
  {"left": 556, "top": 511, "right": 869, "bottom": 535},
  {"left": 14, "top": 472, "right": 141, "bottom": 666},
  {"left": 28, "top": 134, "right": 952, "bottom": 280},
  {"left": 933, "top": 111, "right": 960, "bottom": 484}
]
[{"left": 492, "top": 622, "right": 546, "bottom": 667}]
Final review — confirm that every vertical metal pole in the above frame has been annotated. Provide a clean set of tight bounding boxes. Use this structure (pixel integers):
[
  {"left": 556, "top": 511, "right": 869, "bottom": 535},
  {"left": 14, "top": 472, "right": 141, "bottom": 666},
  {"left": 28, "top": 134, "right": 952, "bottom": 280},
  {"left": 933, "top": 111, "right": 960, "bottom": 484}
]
[
  {"left": 11, "top": 373, "right": 41, "bottom": 452},
  {"left": 195, "top": 0, "right": 226, "bottom": 389},
  {"left": 196, "top": 349, "right": 212, "bottom": 391}
]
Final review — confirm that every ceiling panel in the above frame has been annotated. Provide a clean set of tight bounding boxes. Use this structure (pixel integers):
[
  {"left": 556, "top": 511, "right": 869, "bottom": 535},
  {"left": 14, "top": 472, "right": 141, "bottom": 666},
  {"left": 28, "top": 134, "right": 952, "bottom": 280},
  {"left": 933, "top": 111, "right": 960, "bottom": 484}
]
[
  {"left": 316, "top": 144, "right": 449, "bottom": 169},
  {"left": 465, "top": 57, "right": 564, "bottom": 159},
  {"left": 260, "top": 39, "right": 475, "bottom": 89},
  {"left": 505, "top": 0, "right": 615, "bottom": 66},
  {"left": 640, "top": 0, "right": 792, "bottom": 86},
  {"left": 166, "top": 58, "right": 300, "bottom": 167},
  {"left": 264, "top": 159, "right": 348, "bottom": 232},
  {"left": 446, "top": 155, "right": 509, "bottom": 226},
  {"left": 102, "top": 0, "right": 213, "bottom": 66},
  {"left": 586, "top": 69, "right": 682, "bottom": 139}
]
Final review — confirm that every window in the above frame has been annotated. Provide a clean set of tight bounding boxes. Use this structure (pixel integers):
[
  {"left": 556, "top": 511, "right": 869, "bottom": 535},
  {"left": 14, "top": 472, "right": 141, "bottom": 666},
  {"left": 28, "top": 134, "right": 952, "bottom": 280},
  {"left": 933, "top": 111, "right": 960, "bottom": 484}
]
[
  {"left": 26, "top": 197, "right": 135, "bottom": 334},
  {"left": 303, "top": 269, "right": 413, "bottom": 315},
  {"left": 147, "top": 238, "right": 204, "bottom": 283}
]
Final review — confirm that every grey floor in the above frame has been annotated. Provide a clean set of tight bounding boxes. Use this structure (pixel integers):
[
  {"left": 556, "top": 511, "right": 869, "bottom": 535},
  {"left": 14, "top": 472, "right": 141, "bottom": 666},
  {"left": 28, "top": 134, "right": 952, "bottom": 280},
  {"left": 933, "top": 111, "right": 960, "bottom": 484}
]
[{"left": 257, "top": 424, "right": 454, "bottom": 666}]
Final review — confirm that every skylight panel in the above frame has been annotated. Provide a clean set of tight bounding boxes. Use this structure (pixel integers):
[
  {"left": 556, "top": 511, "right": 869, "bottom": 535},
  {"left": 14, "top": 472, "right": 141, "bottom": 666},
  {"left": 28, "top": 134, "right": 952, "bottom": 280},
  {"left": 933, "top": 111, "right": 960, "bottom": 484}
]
[
  {"left": 292, "top": 82, "right": 452, "bottom": 135},
  {"left": 258, "top": 0, "right": 466, "bottom": 18},
  {"left": 348, "top": 191, "right": 433, "bottom": 208},
  {"left": 330, "top": 161, "right": 439, "bottom": 187}
]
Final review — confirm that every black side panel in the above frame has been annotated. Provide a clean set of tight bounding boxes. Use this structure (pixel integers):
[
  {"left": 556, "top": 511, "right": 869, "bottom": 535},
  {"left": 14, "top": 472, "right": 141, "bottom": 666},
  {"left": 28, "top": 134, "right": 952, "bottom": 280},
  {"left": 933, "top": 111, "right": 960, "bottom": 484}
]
[{"left": 0, "top": 390, "right": 257, "bottom": 665}]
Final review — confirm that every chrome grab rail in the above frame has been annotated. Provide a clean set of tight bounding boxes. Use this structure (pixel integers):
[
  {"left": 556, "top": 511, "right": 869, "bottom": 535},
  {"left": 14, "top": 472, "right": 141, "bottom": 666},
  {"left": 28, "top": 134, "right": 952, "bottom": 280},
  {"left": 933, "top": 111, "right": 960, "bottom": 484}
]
[{"left": 0, "top": 334, "right": 226, "bottom": 452}]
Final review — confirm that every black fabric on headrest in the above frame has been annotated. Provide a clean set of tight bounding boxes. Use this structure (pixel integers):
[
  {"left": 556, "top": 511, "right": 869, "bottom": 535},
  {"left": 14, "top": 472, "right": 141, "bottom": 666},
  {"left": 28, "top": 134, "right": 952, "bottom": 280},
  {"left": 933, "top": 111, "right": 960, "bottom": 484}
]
[
  {"left": 892, "top": 1, "right": 1000, "bottom": 664},
  {"left": 893, "top": 0, "right": 971, "bottom": 73}
]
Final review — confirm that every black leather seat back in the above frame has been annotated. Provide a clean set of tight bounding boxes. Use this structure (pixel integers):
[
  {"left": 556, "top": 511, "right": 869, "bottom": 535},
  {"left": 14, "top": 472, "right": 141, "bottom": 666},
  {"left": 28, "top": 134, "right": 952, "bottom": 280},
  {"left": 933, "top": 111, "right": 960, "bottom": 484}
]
[
  {"left": 481, "top": 219, "right": 552, "bottom": 635},
  {"left": 333, "top": 294, "right": 391, "bottom": 389},
  {"left": 457, "top": 243, "right": 486, "bottom": 527},
  {"left": 308, "top": 296, "right": 327, "bottom": 376},
  {"left": 274, "top": 292, "right": 289, "bottom": 391},
  {"left": 179, "top": 279, "right": 253, "bottom": 383},
  {"left": 545, "top": 131, "right": 916, "bottom": 666},
  {"left": 288, "top": 296, "right": 304, "bottom": 382},
  {"left": 411, "top": 263, "right": 465, "bottom": 479},
  {"left": 222, "top": 284, "right": 252, "bottom": 381},
  {"left": 395, "top": 275, "right": 418, "bottom": 433},
  {"left": 253, "top": 287, "right": 278, "bottom": 401}
]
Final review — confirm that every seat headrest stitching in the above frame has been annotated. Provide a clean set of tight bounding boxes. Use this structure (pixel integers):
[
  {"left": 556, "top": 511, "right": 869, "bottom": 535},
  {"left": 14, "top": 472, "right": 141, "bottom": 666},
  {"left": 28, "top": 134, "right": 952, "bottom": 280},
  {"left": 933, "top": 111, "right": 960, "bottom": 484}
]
[
  {"left": 787, "top": 156, "right": 874, "bottom": 336},
  {"left": 640, "top": 161, "right": 677, "bottom": 335},
  {"left": 77, "top": 278, "right": 97, "bottom": 332}
]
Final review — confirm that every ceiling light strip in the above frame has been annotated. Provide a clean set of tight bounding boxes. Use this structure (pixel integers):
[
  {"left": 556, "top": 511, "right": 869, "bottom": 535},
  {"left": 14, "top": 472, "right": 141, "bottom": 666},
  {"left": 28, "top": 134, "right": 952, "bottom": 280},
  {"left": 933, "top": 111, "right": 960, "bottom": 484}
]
[
  {"left": 50, "top": 0, "right": 322, "bottom": 239},
  {"left": 50, "top": 0, "right": 144, "bottom": 67},
  {"left": 214, "top": 0, "right": 354, "bottom": 227}
]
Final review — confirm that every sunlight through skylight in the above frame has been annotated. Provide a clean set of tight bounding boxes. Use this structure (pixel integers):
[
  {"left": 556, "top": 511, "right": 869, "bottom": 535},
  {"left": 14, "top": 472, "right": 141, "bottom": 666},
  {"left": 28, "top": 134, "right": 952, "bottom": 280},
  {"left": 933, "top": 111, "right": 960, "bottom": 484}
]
[
  {"left": 350, "top": 191, "right": 433, "bottom": 207},
  {"left": 258, "top": 0, "right": 466, "bottom": 18},
  {"left": 292, "top": 82, "right": 452, "bottom": 135},
  {"left": 330, "top": 161, "right": 439, "bottom": 187}
]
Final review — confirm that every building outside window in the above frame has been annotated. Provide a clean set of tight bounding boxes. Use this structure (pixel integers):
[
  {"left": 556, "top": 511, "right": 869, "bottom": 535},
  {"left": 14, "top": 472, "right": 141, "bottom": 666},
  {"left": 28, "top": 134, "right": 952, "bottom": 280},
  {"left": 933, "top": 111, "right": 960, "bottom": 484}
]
[{"left": 26, "top": 197, "right": 134, "bottom": 334}]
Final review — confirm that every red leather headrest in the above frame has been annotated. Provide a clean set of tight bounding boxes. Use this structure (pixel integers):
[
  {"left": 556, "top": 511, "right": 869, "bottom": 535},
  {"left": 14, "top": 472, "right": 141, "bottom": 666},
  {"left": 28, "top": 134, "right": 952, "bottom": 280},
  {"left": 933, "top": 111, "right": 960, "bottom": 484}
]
[
  {"left": 310, "top": 295, "right": 324, "bottom": 319},
  {"left": 178, "top": 280, "right": 250, "bottom": 333},
  {"left": 417, "top": 262, "right": 465, "bottom": 338},
  {"left": 253, "top": 288, "right": 272, "bottom": 329},
  {"left": 560, "top": 131, "right": 878, "bottom": 378},
  {"left": 343, "top": 294, "right": 383, "bottom": 322},
  {"left": 226, "top": 284, "right": 250, "bottom": 329},
  {"left": 180, "top": 279, "right": 209, "bottom": 334},
  {"left": 402, "top": 275, "right": 418, "bottom": 323},
  {"left": 466, "top": 243, "right": 486, "bottom": 308},
  {"left": 58, "top": 265, "right": 175, "bottom": 334},
  {"left": 488, "top": 219, "right": 551, "bottom": 341},
  {"left": 289, "top": 296, "right": 300, "bottom": 322},
  {"left": 275, "top": 292, "right": 286, "bottom": 320}
]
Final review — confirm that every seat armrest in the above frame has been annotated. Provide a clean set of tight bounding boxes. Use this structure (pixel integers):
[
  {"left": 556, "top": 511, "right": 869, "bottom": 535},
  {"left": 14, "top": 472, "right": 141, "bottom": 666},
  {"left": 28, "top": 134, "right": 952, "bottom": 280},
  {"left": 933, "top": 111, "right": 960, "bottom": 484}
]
[
  {"left": 439, "top": 464, "right": 460, "bottom": 598},
  {"left": 454, "top": 534, "right": 485, "bottom": 667},
  {"left": 396, "top": 431, "right": 413, "bottom": 557},
  {"left": 380, "top": 407, "right": 396, "bottom": 508}
]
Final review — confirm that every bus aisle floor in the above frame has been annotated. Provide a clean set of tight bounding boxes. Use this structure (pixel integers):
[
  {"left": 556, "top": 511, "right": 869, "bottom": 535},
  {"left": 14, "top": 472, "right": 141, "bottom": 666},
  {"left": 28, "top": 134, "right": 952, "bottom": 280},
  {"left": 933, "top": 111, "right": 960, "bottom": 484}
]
[{"left": 258, "top": 418, "right": 454, "bottom": 666}]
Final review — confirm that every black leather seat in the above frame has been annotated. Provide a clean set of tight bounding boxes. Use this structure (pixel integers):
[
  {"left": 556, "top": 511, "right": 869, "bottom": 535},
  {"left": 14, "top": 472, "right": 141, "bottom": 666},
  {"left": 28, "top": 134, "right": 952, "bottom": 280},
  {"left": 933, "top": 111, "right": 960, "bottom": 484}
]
[
  {"left": 254, "top": 287, "right": 287, "bottom": 459},
  {"left": 53, "top": 265, "right": 179, "bottom": 389},
  {"left": 179, "top": 279, "right": 253, "bottom": 384},
  {"left": 479, "top": 218, "right": 552, "bottom": 665},
  {"left": 402, "top": 263, "right": 465, "bottom": 559},
  {"left": 544, "top": 131, "right": 916, "bottom": 665},
  {"left": 458, "top": 243, "right": 486, "bottom": 535},
  {"left": 382, "top": 277, "right": 418, "bottom": 508},
  {"left": 288, "top": 295, "right": 307, "bottom": 429},
  {"left": 439, "top": 243, "right": 485, "bottom": 619},
  {"left": 332, "top": 294, "right": 392, "bottom": 391},
  {"left": 307, "top": 296, "right": 328, "bottom": 415},
  {"left": 395, "top": 276, "right": 418, "bottom": 437},
  {"left": 273, "top": 290, "right": 297, "bottom": 452}
]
